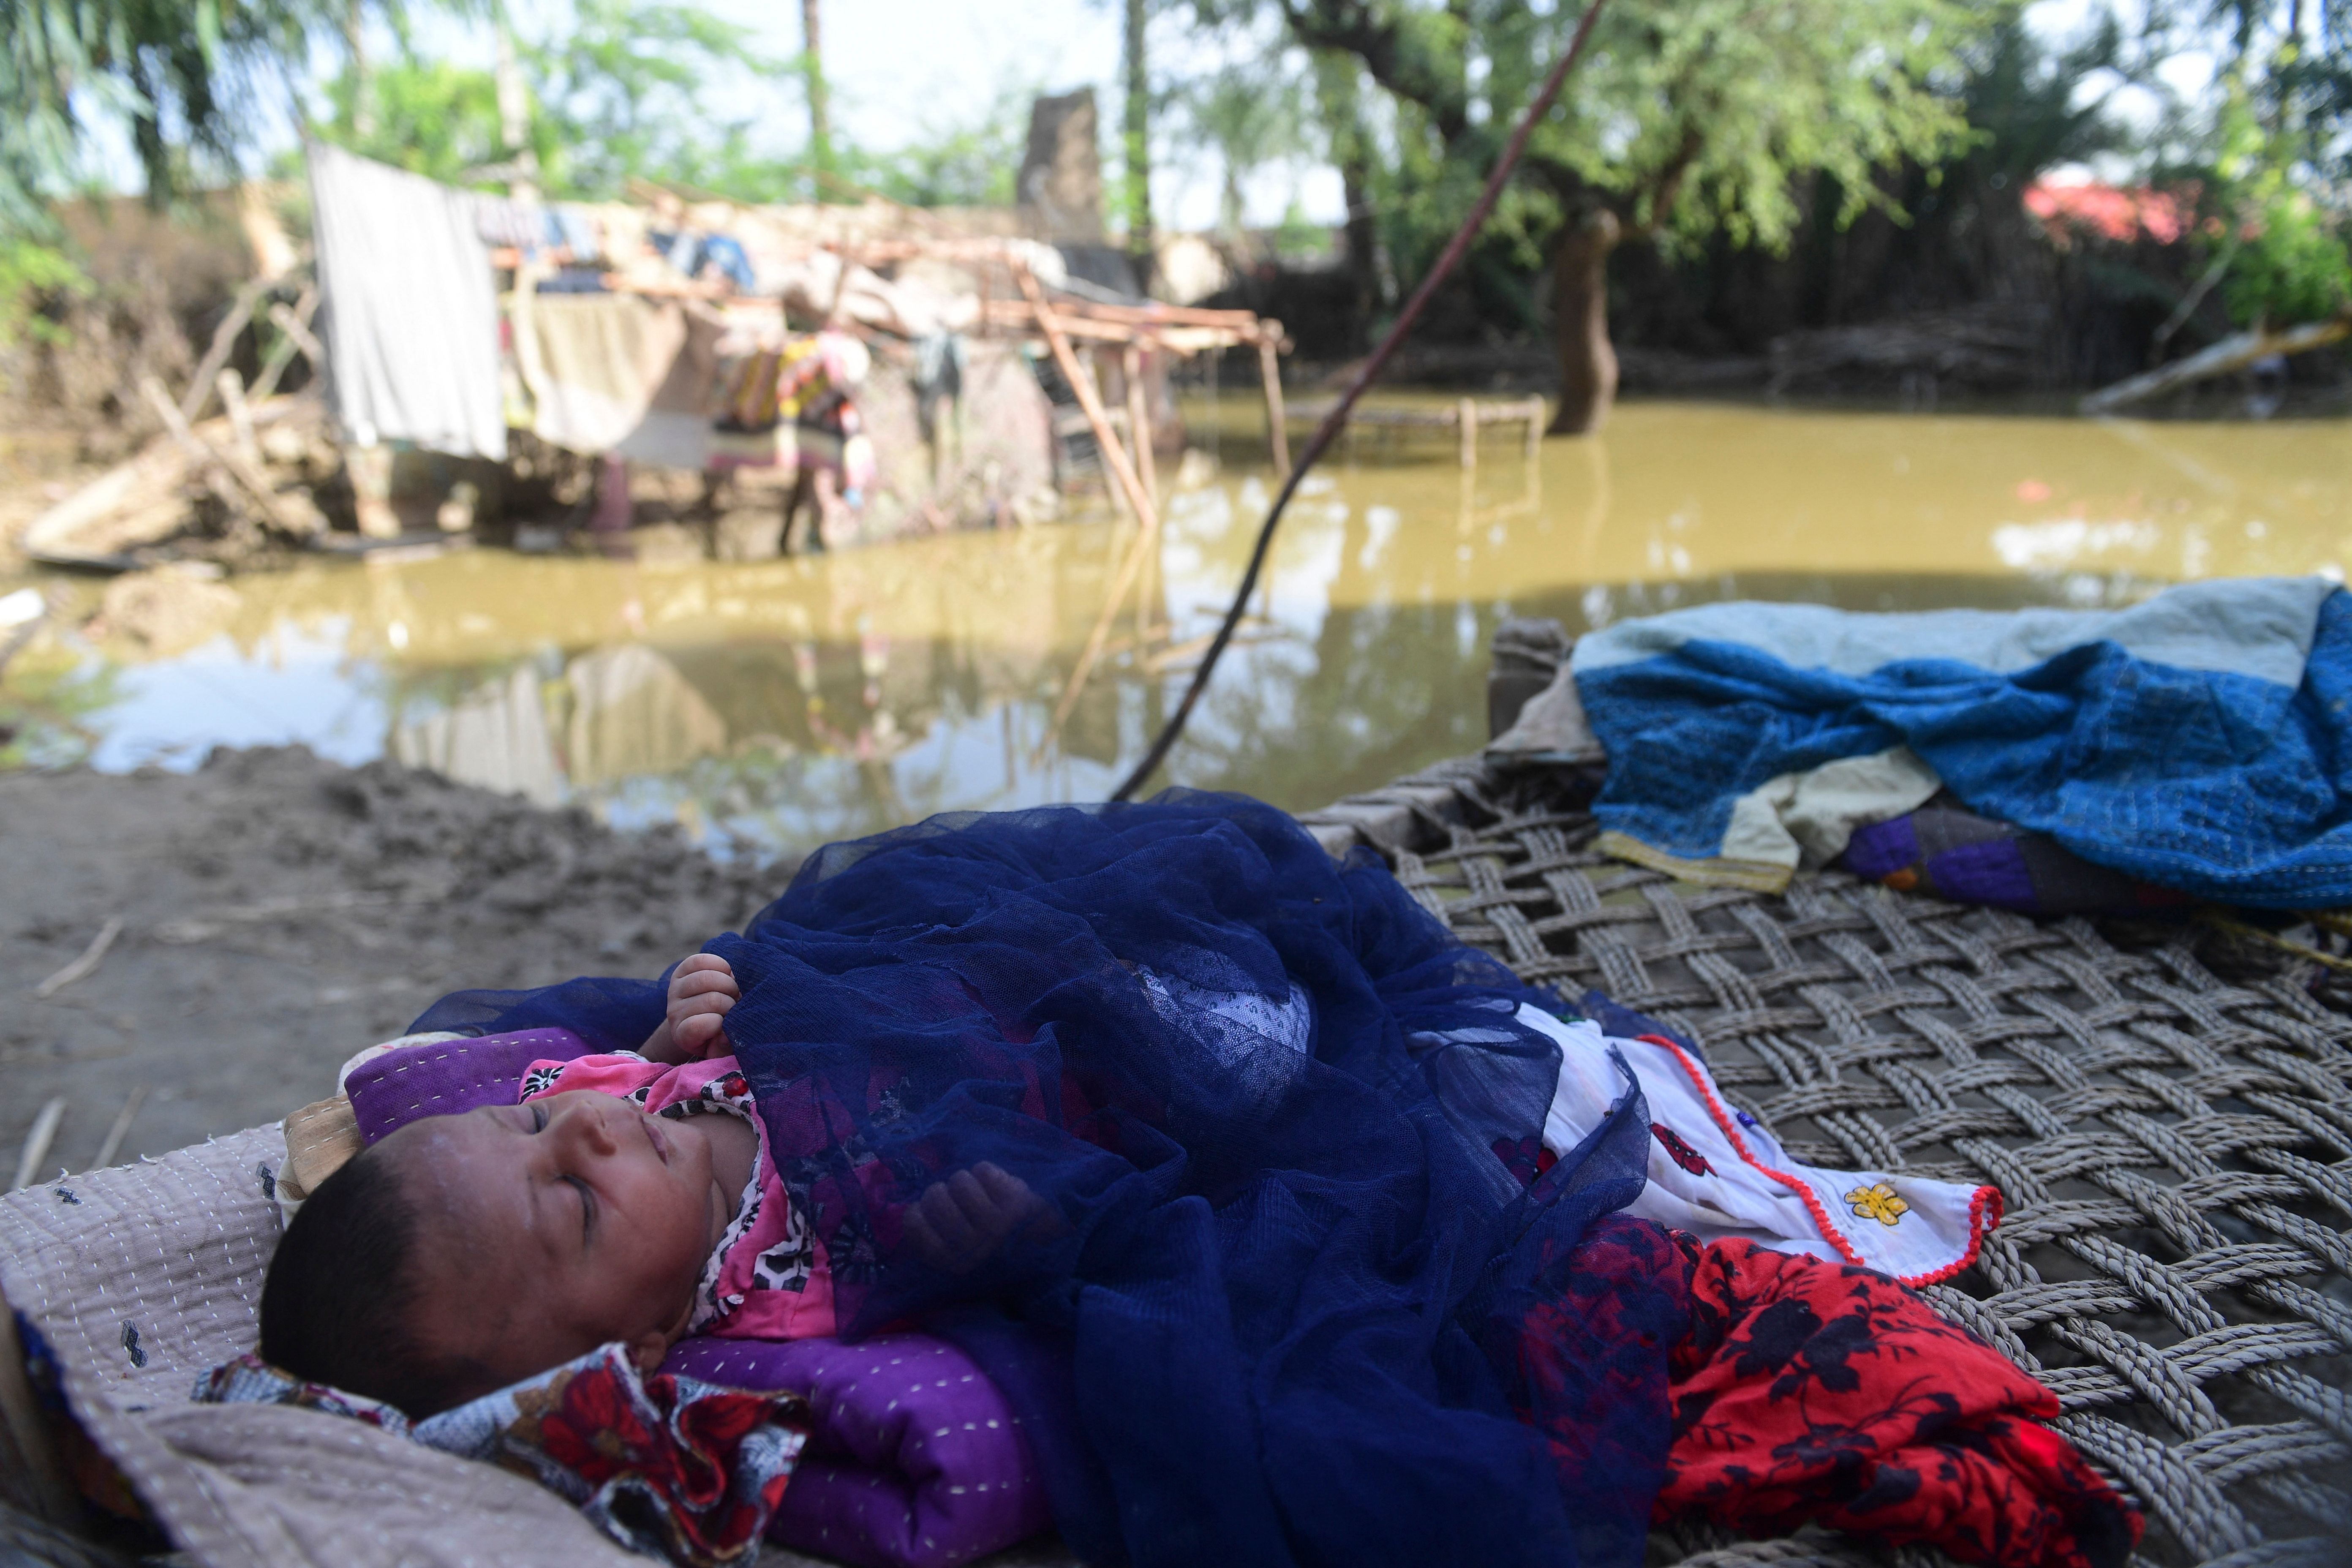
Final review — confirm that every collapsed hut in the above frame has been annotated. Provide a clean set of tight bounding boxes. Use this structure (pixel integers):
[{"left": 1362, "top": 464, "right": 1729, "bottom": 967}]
[{"left": 21, "top": 142, "right": 1288, "bottom": 572}]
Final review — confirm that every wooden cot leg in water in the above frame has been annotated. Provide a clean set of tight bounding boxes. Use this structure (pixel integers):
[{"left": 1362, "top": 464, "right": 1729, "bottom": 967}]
[
  {"left": 1524, "top": 397, "right": 1544, "bottom": 461},
  {"left": 1122, "top": 344, "right": 1158, "bottom": 506},
  {"left": 1459, "top": 398, "right": 1478, "bottom": 470},
  {"left": 1122, "top": 345, "right": 1162, "bottom": 641},
  {"left": 1258, "top": 336, "right": 1290, "bottom": 478}
]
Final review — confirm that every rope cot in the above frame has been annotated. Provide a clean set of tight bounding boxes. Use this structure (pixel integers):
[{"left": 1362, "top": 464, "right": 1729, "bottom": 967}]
[{"left": 1300, "top": 751, "right": 2352, "bottom": 1568}]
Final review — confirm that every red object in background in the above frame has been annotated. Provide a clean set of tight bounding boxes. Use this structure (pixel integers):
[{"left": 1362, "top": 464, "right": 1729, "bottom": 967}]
[{"left": 2023, "top": 180, "right": 2191, "bottom": 246}]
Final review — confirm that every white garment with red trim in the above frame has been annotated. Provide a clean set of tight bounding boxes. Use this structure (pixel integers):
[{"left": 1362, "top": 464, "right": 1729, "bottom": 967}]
[{"left": 1519, "top": 1007, "right": 1999, "bottom": 1286}]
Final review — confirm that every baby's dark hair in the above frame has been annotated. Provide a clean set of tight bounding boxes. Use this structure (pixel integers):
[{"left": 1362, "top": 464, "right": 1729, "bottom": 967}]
[{"left": 259, "top": 1140, "right": 490, "bottom": 1418}]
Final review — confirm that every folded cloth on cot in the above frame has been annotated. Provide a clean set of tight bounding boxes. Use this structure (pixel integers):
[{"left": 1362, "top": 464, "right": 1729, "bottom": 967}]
[
  {"left": 1515, "top": 1007, "right": 1998, "bottom": 1285},
  {"left": 196, "top": 1342, "right": 809, "bottom": 1566},
  {"left": 1572, "top": 575, "right": 2352, "bottom": 906},
  {"left": 1839, "top": 797, "right": 2193, "bottom": 915}
]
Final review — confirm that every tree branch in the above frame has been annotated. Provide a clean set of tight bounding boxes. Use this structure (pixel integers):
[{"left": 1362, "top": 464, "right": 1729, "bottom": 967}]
[
  {"left": 1279, "top": 0, "right": 1471, "bottom": 147},
  {"left": 1629, "top": 121, "right": 1705, "bottom": 239}
]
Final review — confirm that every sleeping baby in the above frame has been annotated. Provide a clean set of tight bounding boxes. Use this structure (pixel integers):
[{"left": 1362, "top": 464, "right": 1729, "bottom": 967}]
[
  {"left": 261, "top": 953, "right": 1049, "bottom": 1418},
  {"left": 265, "top": 942, "right": 1997, "bottom": 1421}
]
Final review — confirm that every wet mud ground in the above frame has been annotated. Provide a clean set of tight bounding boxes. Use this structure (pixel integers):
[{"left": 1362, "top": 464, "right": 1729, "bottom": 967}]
[{"left": 0, "top": 746, "right": 778, "bottom": 1175}]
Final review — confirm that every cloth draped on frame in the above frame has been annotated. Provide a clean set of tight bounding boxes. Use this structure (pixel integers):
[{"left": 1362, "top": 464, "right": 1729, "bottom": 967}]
[
  {"left": 508, "top": 289, "right": 873, "bottom": 485},
  {"left": 1573, "top": 576, "right": 2352, "bottom": 907},
  {"left": 413, "top": 792, "right": 1674, "bottom": 1568},
  {"left": 308, "top": 140, "right": 508, "bottom": 460}
]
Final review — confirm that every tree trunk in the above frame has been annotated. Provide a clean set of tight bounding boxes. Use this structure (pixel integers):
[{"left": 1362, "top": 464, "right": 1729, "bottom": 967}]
[
  {"left": 1123, "top": 0, "right": 1154, "bottom": 288},
  {"left": 345, "top": 1, "right": 374, "bottom": 142},
  {"left": 1337, "top": 147, "right": 1381, "bottom": 338},
  {"left": 1312, "top": 53, "right": 1383, "bottom": 339},
  {"left": 1549, "top": 210, "right": 1621, "bottom": 435},
  {"left": 802, "top": 0, "right": 831, "bottom": 173},
  {"left": 494, "top": 10, "right": 538, "bottom": 202}
]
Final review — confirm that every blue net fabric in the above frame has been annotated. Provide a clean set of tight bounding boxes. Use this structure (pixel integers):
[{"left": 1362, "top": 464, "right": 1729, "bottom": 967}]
[{"left": 412, "top": 792, "right": 1668, "bottom": 1568}]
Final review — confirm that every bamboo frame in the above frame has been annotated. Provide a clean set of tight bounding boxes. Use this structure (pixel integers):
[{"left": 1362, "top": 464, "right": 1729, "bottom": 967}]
[{"left": 1013, "top": 266, "right": 1160, "bottom": 532}]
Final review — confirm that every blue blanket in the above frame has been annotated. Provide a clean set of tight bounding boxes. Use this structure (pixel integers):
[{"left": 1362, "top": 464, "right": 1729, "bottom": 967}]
[{"left": 1572, "top": 577, "right": 2352, "bottom": 909}]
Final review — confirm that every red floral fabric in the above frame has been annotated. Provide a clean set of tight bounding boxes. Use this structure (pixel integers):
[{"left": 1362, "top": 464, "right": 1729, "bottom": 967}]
[
  {"left": 196, "top": 1343, "right": 809, "bottom": 1566},
  {"left": 1657, "top": 1236, "right": 2140, "bottom": 1568}
]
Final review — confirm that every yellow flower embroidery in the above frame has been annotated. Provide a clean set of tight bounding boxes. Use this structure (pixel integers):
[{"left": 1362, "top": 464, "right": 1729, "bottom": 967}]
[{"left": 1846, "top": 1182, "right": 1909, "bottom": 1227}]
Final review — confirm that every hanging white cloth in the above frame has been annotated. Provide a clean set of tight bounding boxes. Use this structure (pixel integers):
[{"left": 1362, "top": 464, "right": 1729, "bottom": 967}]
[{"left": 308, "top": 139, "right": 507, "bottom": 460}]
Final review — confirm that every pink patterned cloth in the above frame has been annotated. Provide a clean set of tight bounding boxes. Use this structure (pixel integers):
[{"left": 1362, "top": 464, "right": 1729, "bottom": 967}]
[{"left": 520, "top": 1052, "right": 837, "bottom": 1342}]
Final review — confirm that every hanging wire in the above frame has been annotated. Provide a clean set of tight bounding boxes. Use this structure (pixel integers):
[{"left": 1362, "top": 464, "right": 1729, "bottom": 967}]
[{"left": 1110, "top": 0, "right": 1613, "bottom": 801}]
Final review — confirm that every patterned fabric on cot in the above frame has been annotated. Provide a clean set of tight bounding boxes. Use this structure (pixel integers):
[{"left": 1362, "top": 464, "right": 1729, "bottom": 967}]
[
  {"left": 664, "top": 1332, "right": 1052, "bottom": 1568},
  {"left": 345, "top": 1025, "right": 598, "bottom": 1140},
  {"left": 195, "top": 1342, "right": 810, "bottom": 1568},
  {"left": 1839, "top": 800, "right": 2194, "bottom": 916},
  {"left": 1513, "top": 1007, "right": 2000, "bottom": 1285},
  {"left": 1655, "top": 1229, "right": 2142, "bottom": 1568}
]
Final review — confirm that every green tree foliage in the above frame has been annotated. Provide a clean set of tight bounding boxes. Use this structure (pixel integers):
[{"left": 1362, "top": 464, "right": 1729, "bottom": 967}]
[
  {"left": 525, "top": 0, "right": 782, "bottom": 199},
  {"left": 1210, "top": 0, "right": 1982, "bottom": 426},
  {"left": 1181, "top": 58, "right": 1312, "bottom": 239},
  {"left": 849, "top": 88, "right": 1031, "bottom": 208},
  {"left": 2194, "top": 4, "right": 2352, "bottom": 325},
  {"left": 0, "top": 233, "right": 87, "bottom": 346},
  {"left": 314, "top": 0, "right": 793, "bottom": 200},
  {"left": 1, "top": 0, "right": 395, "bottom": 217},
  {"left": 1952, "top": 8, "right": 2137, "bottom": 185},
  {"left": 0, "top": 0, "right": 399, "bottom": 345},
  {"left": 316, "top": 57, "right": 523, "bottom": 185},
  {"left": 308, "top": 0, "right": 1026, "bottom": 209},
  {"left": 1256, "top": 0, "right": 1978, "bottom": 272}
]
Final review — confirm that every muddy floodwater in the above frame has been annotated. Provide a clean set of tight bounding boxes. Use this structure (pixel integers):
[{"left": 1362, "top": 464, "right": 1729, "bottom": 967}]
[{"left": 6, "top": 400, "right": 2349, "bottom": 861}]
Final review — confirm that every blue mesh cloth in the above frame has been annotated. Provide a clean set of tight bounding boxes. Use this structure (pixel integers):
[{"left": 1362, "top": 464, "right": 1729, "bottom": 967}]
[{"left": 411, "top": 792, "right": 1669, "bottom": 1568}]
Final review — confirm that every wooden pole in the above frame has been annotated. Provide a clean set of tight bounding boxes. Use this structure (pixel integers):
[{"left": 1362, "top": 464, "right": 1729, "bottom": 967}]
[
  {"left": 250, "top": 287, "right": 318, "bottom": 402},
  {"left": 138, "top": 378, "right": 310, "bottom": 537},
  {"left": 1122, "top": 344, "right": 1158, "bottom": 506},
  {"left": 1131, "top": 347, "right": 1162, "bottom": 640},
  {"left": 265, "top": 299, "right": 326, "bottom": 379},
  {"left": 1258, "top": 336, "right": 1290, "bottom": 476},
  {"left": 179, "top": 277, "right": 272, "bottom": 422},
  {"left": 1524, "top": 397, "right": 1543, "bottom": 461},
  {"left": 218, "top": 369, "right": 260, "bottom": 468},
  {"left": 1013, "top": 265, "right": 1159, "bottom": 531},
  {"left": 2081, "top": 311, "right": 2352, "bottom": 414},
  {"left": 1041, "top": 346, "right": 1170, "bottom": 758},
  {"left": 1458, "top": 397, "right": 1477, "bottom": 469}
]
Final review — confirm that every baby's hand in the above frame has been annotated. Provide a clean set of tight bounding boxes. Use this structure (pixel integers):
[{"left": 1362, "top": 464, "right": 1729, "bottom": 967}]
[
  {"left": 663, "top": 953, "right": 740, "bottom": 1059},
  {"left": 903, "top": 1162, "right": 1067, "bottom": 1275}
]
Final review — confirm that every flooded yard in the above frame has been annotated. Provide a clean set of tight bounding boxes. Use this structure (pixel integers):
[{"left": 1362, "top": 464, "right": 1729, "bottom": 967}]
[{"left": 5, "top": 399, "right": 2349, "bottom": 861}]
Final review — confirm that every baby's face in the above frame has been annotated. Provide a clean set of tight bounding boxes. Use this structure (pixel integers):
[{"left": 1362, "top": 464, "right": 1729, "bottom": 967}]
[{"left": 386, "top": 1090, "right": 737, "bottom": 1393}]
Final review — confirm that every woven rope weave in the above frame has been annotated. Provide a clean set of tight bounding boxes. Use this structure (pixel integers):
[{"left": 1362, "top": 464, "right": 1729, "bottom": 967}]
[{"left": 1307, "top": 759, "right": 2352, "bottom": 1568}]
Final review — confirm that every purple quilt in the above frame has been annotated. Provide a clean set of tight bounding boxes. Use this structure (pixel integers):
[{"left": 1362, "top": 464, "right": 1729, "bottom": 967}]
[
  {"left": 344, "top": 1030, "right": 1053, "bottom": 1568},
  {"left": 667, "top": 1334, "right": 1049, "bottom": 1568}
]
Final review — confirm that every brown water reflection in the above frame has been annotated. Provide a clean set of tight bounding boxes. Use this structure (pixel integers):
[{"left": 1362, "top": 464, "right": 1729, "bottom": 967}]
[{"left": 6, "top": 401, "right": 2348, "bottom": 859}]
